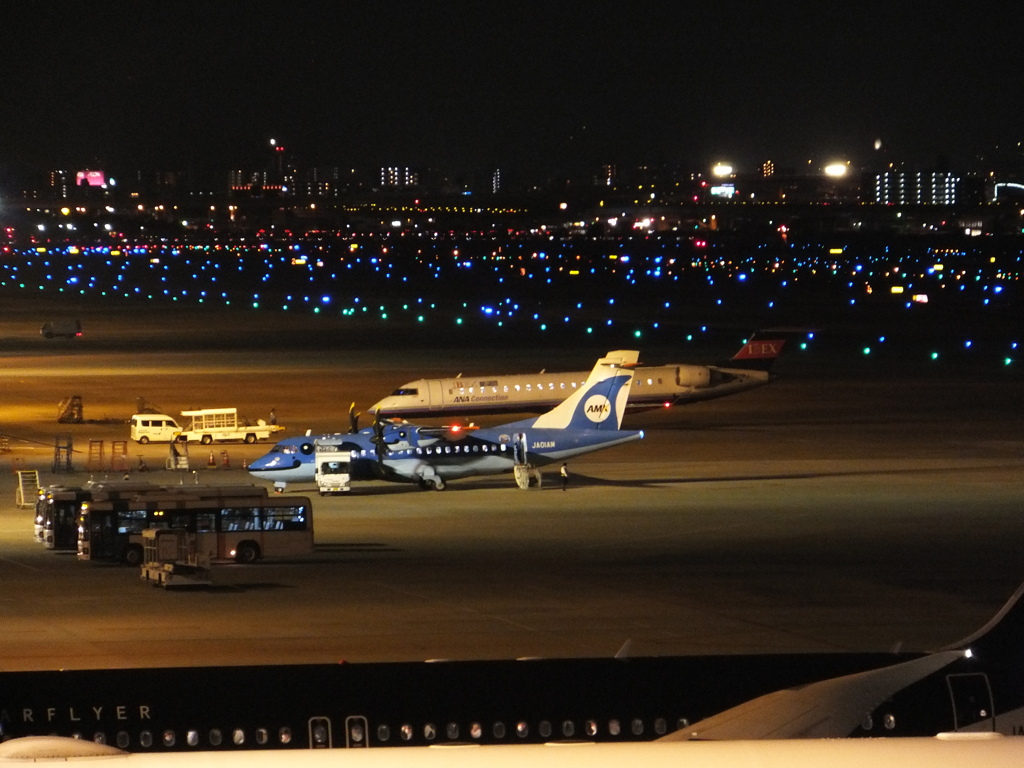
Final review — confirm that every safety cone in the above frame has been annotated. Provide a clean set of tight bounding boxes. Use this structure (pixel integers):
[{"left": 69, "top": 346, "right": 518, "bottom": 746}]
[
  {"left": 207, "top": 451, "right": 216, "bottom": 469},
  {"left": 221, "top": 451, "right": 230, "bottom": 469}
]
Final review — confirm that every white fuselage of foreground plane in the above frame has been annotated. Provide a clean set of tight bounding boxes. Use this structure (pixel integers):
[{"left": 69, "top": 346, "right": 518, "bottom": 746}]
[
  {"left": 370, "top": 363, "right": 770, "bottom": 419},
  {"left": 1, "top": 734, "right": 1019, "bottom": 768}
]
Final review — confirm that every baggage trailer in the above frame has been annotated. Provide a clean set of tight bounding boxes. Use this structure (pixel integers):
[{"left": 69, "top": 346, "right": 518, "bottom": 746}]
[{"left": 140, "top": 529, "right": 212, "bottom": 589}]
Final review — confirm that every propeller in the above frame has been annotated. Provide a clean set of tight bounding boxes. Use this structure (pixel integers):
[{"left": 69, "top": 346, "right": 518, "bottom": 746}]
[{"left": 348, "top": 402, "right": 361, "bottom": 434}]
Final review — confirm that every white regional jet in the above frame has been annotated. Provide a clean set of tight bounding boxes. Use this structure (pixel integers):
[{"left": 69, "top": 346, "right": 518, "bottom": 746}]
[{"left": 369, "top": 331, "right": 796, "bottom": 419}]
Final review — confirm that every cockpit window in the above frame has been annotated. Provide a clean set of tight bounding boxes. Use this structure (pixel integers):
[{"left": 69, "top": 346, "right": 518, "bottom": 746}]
[{"left": 392, "top": 388, "right": 419, "bottom": 396}]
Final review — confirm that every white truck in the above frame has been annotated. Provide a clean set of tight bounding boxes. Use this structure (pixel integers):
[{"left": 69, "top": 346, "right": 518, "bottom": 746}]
[
  {"left": 130, "top": 408, "right": 283, "bottom": 445},
  {"left": 314, "top": 440, "right": 352, "bottom": 495}
]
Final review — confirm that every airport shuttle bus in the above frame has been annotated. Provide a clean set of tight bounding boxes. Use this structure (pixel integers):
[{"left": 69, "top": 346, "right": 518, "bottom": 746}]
[
  {"left": 36, "top": 483, "right": 270, "bottom": 554},
  {"left": 77, "top": 495, "right": 313, "bottom": 565},
  {"left": 37, "top": 482, "right": 196, "bottom": 551}
]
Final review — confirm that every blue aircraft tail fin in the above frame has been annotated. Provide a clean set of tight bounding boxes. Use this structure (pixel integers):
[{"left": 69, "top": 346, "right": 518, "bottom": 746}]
[{"left": 528, "top": 350, "right": 639, "bottom": 431}]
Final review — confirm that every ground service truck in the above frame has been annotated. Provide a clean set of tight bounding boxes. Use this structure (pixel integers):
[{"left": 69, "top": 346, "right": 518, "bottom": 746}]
[{"left": 130, "top": 408, "right": 283, "bottom": 444}]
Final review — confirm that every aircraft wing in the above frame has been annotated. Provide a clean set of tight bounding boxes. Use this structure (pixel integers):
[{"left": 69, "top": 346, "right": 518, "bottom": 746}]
[{"left": 665, "top": 650, "right": 964, "bottom": 740}]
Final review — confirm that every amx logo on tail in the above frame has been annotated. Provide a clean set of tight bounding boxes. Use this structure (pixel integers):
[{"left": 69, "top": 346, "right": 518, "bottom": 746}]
[{"left": 584, "top": 395, "right": 612, "bottom": 423}]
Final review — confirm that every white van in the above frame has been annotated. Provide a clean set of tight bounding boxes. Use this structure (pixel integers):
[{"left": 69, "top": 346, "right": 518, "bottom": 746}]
[{"left": 130, "top": 414, "right": 183, "bottom": 444}]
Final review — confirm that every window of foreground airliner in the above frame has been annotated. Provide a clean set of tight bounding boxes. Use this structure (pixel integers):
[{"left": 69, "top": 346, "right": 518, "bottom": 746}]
[{"left": 81, "top": 716, "right": 679, "bottom": 749}]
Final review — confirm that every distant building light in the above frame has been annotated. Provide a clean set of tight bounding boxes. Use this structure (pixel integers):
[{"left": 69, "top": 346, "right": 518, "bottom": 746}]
[{"left": 712, "top": 164, "right": 733, "bottom": 178}]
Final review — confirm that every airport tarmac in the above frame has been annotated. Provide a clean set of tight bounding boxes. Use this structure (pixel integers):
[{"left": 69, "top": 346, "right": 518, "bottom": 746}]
[{"left": 1, "top": 304, "right": 1023, "bottom": 671}]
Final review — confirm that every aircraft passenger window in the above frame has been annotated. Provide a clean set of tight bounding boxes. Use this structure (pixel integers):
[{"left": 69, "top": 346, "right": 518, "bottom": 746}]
[
  {"left": 503, "top": 386, "right": 508, "bottom": 392},
  {"left": 400, "top": 724, "right": 413, "bottom": 741},
  {"left": 278, "top": 727, "right": 292, "bottom": 745},
  {"left": 470, "top": 723, "right": 482, "bottom": 740},
  {"left": 349, "top": 723, "right": 365, "bottom": 744},
  {"left": 446, "top": 723, "right": 459, "bottom": 739},
  {"left": 860, "top": 714, "right": 874, "bottom": 731},
  {"left": 232, "top": 729, "right": 245, "bottom": 745},
  {"left": 187, "top": 730, "right": 199, "bottom": 747},
  {"left": 116, "top": 731, "right": 131, "bottom": 749},
  {"left": 608, "top": 719, "right": 621, "bottom": 736},
  {"left": 560, "top": 383, "right": 565, "bottom": 389},
  {"left": 514, "top": 385, "right": 521, "bottom": 391},
  {"left": 654, "top": 718, "right": 667, "bottom": 735},
  {"left": 526, "top": 384, "right": 531, "bottom": 391},
  {"left": 493, "top": 722, "right": 506, "bottom": 739},
  {"left": 585, "top": 720, "right": 598, "bottom": 737},
  {"left": 516, "top": 721, "right": 529, "bottom": 738},
  {"left": 423, "top": 724, "right": 437, "bottom": 741},
  {"left": 162, "top": 730, "right": 176, "bottom": 747},
  {"left": 256, "top": 729, "right": 268, "bottom": 745},
  {"left": 677, "top": 718, "right": 690, "bottom": 730},
  {"left": 647, "top": 379, "right": 653, "bottom": 386},
  {"left": 562, "top": 721, "right": 575, "bottom": 737},
  {"left": 94, "top": 732, "right": 107, "bottom": 745},
  {"left": 884, "top": 714, "right": 896, "bottom": 730},
  {"left": 139, "top": 731, "right": 153, "bottom": 748},
  {"left": 548, "top": 383, "right": 554, "bottom": 390},
  {"left": 312, "top": 723, "right": 328, "bottom": 746},
  {"left": 539, "top": 721, "right": 552, "bottom": 738},
  {"left": 377, "top": 724, "right": 391, "bottom": 742},
  {"left": 630, "top": 719, "right": 644, "bottom": 736}
]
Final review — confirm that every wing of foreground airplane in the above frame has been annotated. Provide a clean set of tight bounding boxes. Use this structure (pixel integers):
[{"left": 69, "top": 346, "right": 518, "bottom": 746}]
[{"left": 666, "top": 650, "right": 965, "bottom": 740}]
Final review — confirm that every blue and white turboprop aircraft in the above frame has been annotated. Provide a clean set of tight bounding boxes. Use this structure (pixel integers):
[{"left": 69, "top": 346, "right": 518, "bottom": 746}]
[{"left": 248, "top": 351, "right": 644, "bottom": 492}]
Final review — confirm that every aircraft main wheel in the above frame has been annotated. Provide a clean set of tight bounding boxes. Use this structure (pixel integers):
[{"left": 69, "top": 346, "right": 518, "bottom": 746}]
[
  {"left": 244, "top": 433, "right": 257, "bottom": 444},
  {"left": 200, "top": 435, "right": 213, "bottom": 445}
]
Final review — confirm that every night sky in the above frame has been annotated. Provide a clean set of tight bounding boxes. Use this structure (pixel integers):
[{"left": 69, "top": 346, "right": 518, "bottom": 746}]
[{"left": 4, "top": 3, "right": 1022, "bottom": 179}]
